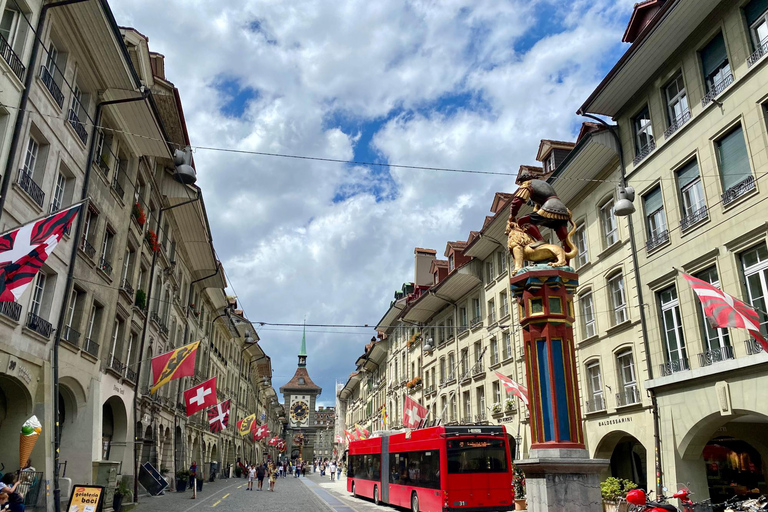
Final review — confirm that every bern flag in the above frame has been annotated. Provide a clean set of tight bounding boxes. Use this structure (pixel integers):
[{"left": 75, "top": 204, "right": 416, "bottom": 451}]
[
  {"left": 151, "top": 341, "right": 200, "bottom": 394},
  {"left": 237, "top": 414, "right": 257, "bottom": 436}
]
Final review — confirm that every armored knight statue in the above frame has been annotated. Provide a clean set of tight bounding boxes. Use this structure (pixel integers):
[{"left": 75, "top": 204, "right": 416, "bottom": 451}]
[{"left": 506, "top": 169, "right": 577, "bottom": 272}]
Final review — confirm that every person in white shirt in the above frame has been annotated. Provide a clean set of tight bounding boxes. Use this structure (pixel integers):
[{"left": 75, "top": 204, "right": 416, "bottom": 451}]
[
  {"left": 329, "top": 461, "right": 337, "bottom": 481},
  {"left": 247, "top": 466, "right": 256, "bottom": 491}
]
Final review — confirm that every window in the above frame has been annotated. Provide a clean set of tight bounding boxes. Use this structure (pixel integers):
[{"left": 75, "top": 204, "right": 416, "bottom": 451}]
[
  {"left": 586, "top": 361, "right": 604, "bottom": 411},
  {"left": 0, "top": 7, "right": 20, "bottom": 46},
  {"left": 497, "top": 250, "right": 507, "bottom": 274},
  {"left": 485, "top": 260, "right": 494, "bottom": 283},
  {"left": 574, "top": 224, "right": 588, "bottom": 267},
  {"left": 50, "top": 172, "right": 66, "bottom": 213},
  {"left": 459, "top": 307, "right": 468, "bottom": 330},
  {"left": 493, "top": 381, "right": 501, "bottom": 405},
  {"left": 448, "top": 254, "right": 455, "bottom": 271},
  {"left": 121, "top": 248, "right": 133, "bottom": 285},
  {"left": 740, "top": 244, "right": 768, "bottom": 340},
  {"left": 695, "top": 267, "right": 731, "bottom": 355},
  {"left": 487, "top": 298, "right": 495, "bottom": 324},
  {"left": 65, "top": 289, "right": 77, "bottom": 329},
  {"left": 22, "top": 137, "right": 38, "bottom": 177},
  {"left": 473, "top": 341, "right": 483, "bottom": 372},
  {"left": 502, "top": 331, "right": 512, "bottom": 360},
  {"left": 700, "top": 33, "right": 732, "bottom": 97},
  {"left": 500, "top": 291, "right": 509, "bottom": 318},
  {"left": 664, "top": 73, "right": 689, "bottom": 133},
  {"left": 659, "top": 286, "right": 688, "bottom": 373},
  {"left": 447, "top": 438, "right": 508, "bottom": 474},
  {"left": 388, "top": 451, "right": 437, "bottom": 488},
  {"left": 580, "top": 292, "right": 596, "bottom": 339},
  {"left": 476, "top": 387, "right": 485, "bottom": 418},
  {"left": 472, "top": 298, "right": 481, "bottom": 324},
  {"left": 600, "top": 201, "right": 618, "bottom": 246},
  {"left": 676, "top": 159, "right": 706, "bottom": 229},
  {"left": 29, "top": 272, "right": 46, "bottom": 317},
  {"left": 462, "top": 391, "right": 471, "bottom": 419},
  {"left": 716, "top": 125, "right": 754, "bottom": 204},
  {"left": 448, "top": 352, "right": 455, "bottom": 378},
  {"left": 643, "top": 186, "right": 668, "bottom": 250},
  {"left": 616, "top": 350, "right": 638, "bottom": 406},
  {"left": 632, "top": 105, "right": 655, "bottom": 160},
  {"left": 490, "top": 338, "right": 498, "bottom": 365},
  {"left": 608, "top": 274, "right": 627, "bottom": 325},
  {"left": 100, "top": 229, "right": 114, "bottom": 275},
  {"left": 460, "top": 349, "right": 468, "bottom": 376}
]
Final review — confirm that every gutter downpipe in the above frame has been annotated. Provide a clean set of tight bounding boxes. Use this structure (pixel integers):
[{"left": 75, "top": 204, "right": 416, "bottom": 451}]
[
  {"left": 51, "top": 92, "right": 148, "bottom": 512},
  {"left": 580, "top": 112, "right": 663, "bottom": 497},
  {"left": 133, "top": 185, "right": 201, "bottom": 501},
  {"left": 0, "top": 0, "right": 88, "bottom": 224}
]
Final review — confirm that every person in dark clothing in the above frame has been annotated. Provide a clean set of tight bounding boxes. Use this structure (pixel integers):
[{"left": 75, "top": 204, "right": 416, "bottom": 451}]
[
  {"left": 256, "top": 464, "right": 265, "bottom": 491},
  {"left": 0, "top": 473, "right": 24, "bottom": 512}
]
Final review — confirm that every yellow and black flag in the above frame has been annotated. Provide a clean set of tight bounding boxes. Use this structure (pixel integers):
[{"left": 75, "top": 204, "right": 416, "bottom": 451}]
[
  {"left": 237, "top": 413, "right": 257, "bottom": 436},
  {"left": 150, "top": 341, "right": 200, "bottom": 394}
]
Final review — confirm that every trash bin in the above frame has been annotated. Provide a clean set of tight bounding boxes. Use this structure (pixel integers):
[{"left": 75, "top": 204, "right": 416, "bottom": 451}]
[{"left": 209, "top": 462, "right": 218, "bottom": 482}]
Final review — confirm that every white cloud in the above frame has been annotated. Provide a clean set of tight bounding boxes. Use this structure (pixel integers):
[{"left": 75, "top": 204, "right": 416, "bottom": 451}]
[{"left": 111, "top": 0, "right": 633, "bottom": 403}]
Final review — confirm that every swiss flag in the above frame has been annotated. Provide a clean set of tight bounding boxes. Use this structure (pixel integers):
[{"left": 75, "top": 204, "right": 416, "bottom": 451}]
[
  {"left": 184, "top": 377, "right": 218, "bottom": 416},
  {"left": 254, "top": 424, "right": 269, "bottom": 441},
  {"left": 403, "top": 396, "right": 428, "bottom": 429},
  {"left": 268, "top": 437, "right": 279, "bottom": 446},
  {"left": 495, "top": 371, "right": 529, "bottom": 407}
]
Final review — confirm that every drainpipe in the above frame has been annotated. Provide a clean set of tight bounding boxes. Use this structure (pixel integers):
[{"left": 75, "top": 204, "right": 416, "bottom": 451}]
[
  {"left": 0, "top": 0, "right": 89, "bottom": 225},
  {"left": 133, "top": 186, "right": 202, "bottom": 500},
  {"left": 51, "top": 91, "right": 148, "bottom": 512},
  {"left": 580, "top": 112, "right": 663, "bottom": 497}
]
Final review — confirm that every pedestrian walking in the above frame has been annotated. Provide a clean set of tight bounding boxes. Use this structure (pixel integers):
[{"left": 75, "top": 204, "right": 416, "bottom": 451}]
[
  {"left": 189, "top": 461, "right": 197, "bottom": 489},
  {"left": 337, "top": 461, "right": 342, "bottom": 480},
  {"left": 269, "top": 464, "right": 277, "bottom": 491},
  {"left": 256, "top": 464, "right": 265, "bottom": 491},
  {"left": 247, "top": 465, "right": 255, "bottom": 490},
  {"left": 329, "top": 461, "right": 336, "bottom": 481}
]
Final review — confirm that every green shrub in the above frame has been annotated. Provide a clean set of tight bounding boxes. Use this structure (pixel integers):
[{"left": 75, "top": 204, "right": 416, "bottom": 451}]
[
  {"left": 513, "top": 466, "right": 526, "bottom": 499},
  {"left": 135, "top": 289, "right": 146, "bottom": 309},
  {"left": 600, "top": 477, "right": 638, "bottom": 502}
]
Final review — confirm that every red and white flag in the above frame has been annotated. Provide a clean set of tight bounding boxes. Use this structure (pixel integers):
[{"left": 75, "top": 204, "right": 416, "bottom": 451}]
[
  {"left": 254, "top": 424, "right": 269, "bottom": 441},
  {"left": 184, "top": 377, "right": 218, "bottom": 416},
  {"left": 682, "top": 272, "right": 768, "bottom": 351},
  {"left": 403, "top": 395, "right": 428, "bottom": 428},
  {"left": 495, "top": 371, "right": 529, "bottom": 407},
  {"left": 268, "top": 437, "right": 279, "bottom": 446},
  {"left": 335, "top": 434, "right": 343, "bottom": 444},
  {"left": 344, "top": 430, "right": 355, "bottom": 443},
  {"left": 0, "top": 204, "right": 80, "bottom": 302},
  {"left": 207, "top": 400, "right": 230, "bottom": 433}
]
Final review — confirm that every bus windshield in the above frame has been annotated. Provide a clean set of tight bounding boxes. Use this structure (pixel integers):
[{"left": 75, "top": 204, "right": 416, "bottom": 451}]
[{"left": 447, "top": 438, "right": 508, "bottom": 474}]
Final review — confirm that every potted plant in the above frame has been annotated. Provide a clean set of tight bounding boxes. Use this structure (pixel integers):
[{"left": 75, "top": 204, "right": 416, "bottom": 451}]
[
  {"left": 135, "top": 289, "right": 147, "bottom": 310},
  {"left": 234, "top": 466, "right": 242, "bottom": 478},
  {"left": 600, "top": 477, "right": 637, "bottom": 512},
  {"left": 175, "top": 469, "right": 189, "bottom": 492},
  {"left": 513, "top": 466, "right": 526, "bottom": 510},
  {"left": 505, "top": 398, "right": 515, "bottom": 411},
  {"left": 113, "top": 479, "right": 132, "bottom": 512},
  {"left": 132, "top": 202, "right": 146, "bottom": 226},
  {"left": 492, "top": 403, "right": 502, "bottom": 415},
  {"left": 196, "top": 474, "right": 204, "bottom": 491}
]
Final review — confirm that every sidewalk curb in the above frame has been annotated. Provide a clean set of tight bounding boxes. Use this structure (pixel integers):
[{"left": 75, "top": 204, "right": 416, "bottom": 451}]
[{"left": 299, "top": 476, "right": 359, "bottom": 512}]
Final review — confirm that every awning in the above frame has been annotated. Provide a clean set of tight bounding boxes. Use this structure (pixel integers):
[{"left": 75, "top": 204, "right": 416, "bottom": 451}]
[
  {"left": 338, "top": 373, "right": 361, "bottom": 400},
  {"left": 375, "top": 298, "right": 406, "bottom": 334},
  {"left": 402, "top": 263, "right": 481, "bottom": 323},
  {"left": 464, "top": 212, "right": 510, "bottom": 261},
  {"left": 103, "top": 89, "right": 172, "bottom": 159},
  {"left": 549, "top": 130, "right": 620, "bottom": 205}
]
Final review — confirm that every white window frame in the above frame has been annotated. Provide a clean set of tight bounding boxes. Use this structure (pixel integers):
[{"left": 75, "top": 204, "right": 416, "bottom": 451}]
[
  {"left": 497, "top": 250, "right": 507, "bottom": 274},
  {"left": 0, "top": 7, "right": 21, "bottom": 47},
  {"left": 51, "top": 172, "right": 65, "bottom": 213},
  {"left": 490, "top": 338, "right": 498, "bottom": 365},
  {"left": 665, "top": 73, "right": 689, "bottom": 126},
  {"left": 23, "top": 137, "right": 38, "bottom": 177},
  {"left": 65, "top": 289, "right": 77, "bottom": 329},
  {"left": 644, "top": 187, "right": 667, "bottom": 241},
  {"left": 600, "top": 201, "right": 618, "bottom": 246},
  {"left": 617, "top": 350, "right": 637, "bottom": 392},
  {"left": 608, "top": 274, "right": 628, "bottom": 325},
  {"left": 121, "top": 248, "right": 132, "bottom": 283},
  {"left": 500, "top": 291, "right": 509, "bottom": 318},
  {"left": 586, "top": 361, "right": 603, "bottom": 408},
  {"left": 29, "top": 272, "right": 46, "bottom": 316},
  {"left": 633, "top": 105, "right": 654, "bottom": 154},
  {"left": 580, "top": 292, "right": 596, "bottom": 338},
  {"left": 751, "top": 10, "right": 768, "bottom": 50},
  {"left": 575, "top": 223, "right": 588, "bottom": 267},
  {"left": 741, "top": 244, "right": 768, "bottom": 337},
  {"left": 487, "top": 298, "right": 495, "bottom": 324},
  {"left": 659, "top": 286, "right": 688, "bottom": 366},
  {"left": 695, "top": 267, "right": 731, "bottom": 351},
  {"left": 485, "top": 260, "right": 494, "bottom": 283},
  {"left": 503, "top": 331, "right": 512, "bottom": 360}
]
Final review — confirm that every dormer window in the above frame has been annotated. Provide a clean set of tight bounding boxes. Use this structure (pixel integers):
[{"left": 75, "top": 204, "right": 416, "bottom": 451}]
[
  {"left": 298, "top": 377, "right": 305, "bottom": 385},
  {"left": 448, "top": 254, "right": 455, "bottom": 271}
]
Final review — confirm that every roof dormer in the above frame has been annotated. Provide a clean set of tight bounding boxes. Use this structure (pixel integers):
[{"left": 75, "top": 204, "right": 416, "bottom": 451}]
[
  {"left": 536, "top": 140, "right": 576, "bottom": 175},
  {"left": 622, "top": 0, "right": 667, "bottom": 43}
]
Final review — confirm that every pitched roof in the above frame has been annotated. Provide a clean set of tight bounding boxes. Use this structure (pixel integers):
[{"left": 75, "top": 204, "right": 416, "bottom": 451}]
[
  {"left": 280, "top": 367, "right": 322, "bottom": 393},
  {"left": 623, "top": 0, "right": 667, "bottom": 43}
]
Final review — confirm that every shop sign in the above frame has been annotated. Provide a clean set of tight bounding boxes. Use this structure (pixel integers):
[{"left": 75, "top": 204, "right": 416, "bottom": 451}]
[
  {"left": 67, "top": 485, "right": 105, "bottom": 512},
  {"left": 598, "top": 417, "right": 633, "bottom": 427},
  {"left": 499, "top": 415, "right": 516, "bottom": 423},
  {"left": 7, "top": 356, "right": 33, "bottom": 385}
]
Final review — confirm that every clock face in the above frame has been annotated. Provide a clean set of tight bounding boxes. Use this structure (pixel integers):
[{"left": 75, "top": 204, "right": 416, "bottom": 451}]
[{"left": 290, "top": 400, "right": 309, "bottom": 422}]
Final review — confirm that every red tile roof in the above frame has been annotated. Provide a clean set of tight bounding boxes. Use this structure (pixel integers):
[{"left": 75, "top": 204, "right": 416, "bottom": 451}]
[{"left": 280, "top": 367, "right": 322, "bottom": 392}]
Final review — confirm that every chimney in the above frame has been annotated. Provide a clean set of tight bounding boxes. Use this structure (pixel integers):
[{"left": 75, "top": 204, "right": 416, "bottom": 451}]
[
  {"left": 414, "top": 247, "right": 437, "bottom": 287},
  {"left": 150, "top": 52, "right": 165, "bottom": 80}
]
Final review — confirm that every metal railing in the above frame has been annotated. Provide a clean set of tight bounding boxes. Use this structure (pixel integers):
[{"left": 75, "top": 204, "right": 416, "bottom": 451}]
[
  {"left": 61, "top": 326, "right": 81, "bottom": 348},
  {"left": 470, "top": 316, "right": 482, "bottom": 329},
  {"left": 722, "top": 175, "right": 756, "bottom": 206},
  {"left": 633, "top": 139, "right": 656, "bottom": 165},
  {"left": 40, "top": 65, "right": 64, "bottom": 107},
  {"left": 701, "top": 73, "right": 734, "bottom": 107},
  {"left": 680, "top": 205, "right": 708, "bottom": 231},
  {"left": 120, "top": 279, "right": 134, "bottom": 297},
  {"left": 698, "top": 345, "right": 735, "bottom": 367},
  {"left": 615, "top": 385, "right": 641, "bottom": 407},
  {"left": 474, "top": 412, "right": 487, "bottom": 423},
  {"left": 112, "top": 176, "right": 124, "bottom": 199},
  {"left": 472, "top": 363, "right": 485, "bottom": 376},
  {"left": 0, "top": 301, "right": 21, "bottom": 322},
  {"left": 745, "top": 338, "right": 765, "bottom": 356},
  {"left": 107, "top": 353, "right": 124, "bottom": 374},
  {"left": 99, "top": 257, "right": 113, "bottom": 277},
  {"left": 487, "top": 311, "right": 496, "bottom": 325},
  {"left": 17, "top": 169, "right": 45, "bottom": 208},
  {"left": 26, "top": 312, "right": 53, "bottom": 338},
  {"left": 659, "top": 357, "right": 690, "bottom": 376},
  {"left": 499, "top": 303, "right": 509, "bottom": 318},
  {"left": 748, "top": 37, "right": 768, "bottom": 67},
  {"left": 68, "top": 108, "right": 88, "bottom": 145},
  {"left": 0, "top": 31, "right": 25, "bottom": 81},
  {"left": 664, "top": 109, "right": 691, "bottom": 138},
  {"left": 18, "top": 471, "right": 42, "bottom": 507},
  {"left": 125, "top": 366, "right": 137, "bottom": 383},
  {"left": 585, "top": 395, "right": 605, "bottom": 413},
  {"left": 646, "top": 229, "right": 669, "bottom": 252},
  {"left": 80, "top": 236, "right": 96, "bottom": 259},
  {"left": 83, "top": 337, "right": 99, "bottom": 357}
]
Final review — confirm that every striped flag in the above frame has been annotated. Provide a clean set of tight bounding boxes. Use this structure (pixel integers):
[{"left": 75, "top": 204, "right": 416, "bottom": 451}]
[
  {"left": 494, "top": 371, "right": 529, "bottom": 406},
  {"left": 681, "top": 271, "right": 768, "bottom": 350},
  {"left": 150, "top": 341, "right": 200, "bottom": 394}
]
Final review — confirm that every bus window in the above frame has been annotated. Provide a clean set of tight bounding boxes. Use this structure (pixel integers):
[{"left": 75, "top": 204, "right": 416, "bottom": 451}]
[
  {"left": 349, "top": 453, "right": 381, "bottom": 480},
  {"left": 389, "top": 450, "right": 440, "bottom": 489},
  {"left": 447, "top": 439, "right": 508, "bottom": 474}
]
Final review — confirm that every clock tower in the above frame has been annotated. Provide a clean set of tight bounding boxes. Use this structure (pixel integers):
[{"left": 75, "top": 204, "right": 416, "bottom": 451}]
[{"left": 280, "top": 325, "right": 322, "bottom": 461}]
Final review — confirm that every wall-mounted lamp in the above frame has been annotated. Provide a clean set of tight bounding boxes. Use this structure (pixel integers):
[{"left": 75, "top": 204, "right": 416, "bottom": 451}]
[{"left": 615, "top": 186, "right": 636, "bottom": 216}]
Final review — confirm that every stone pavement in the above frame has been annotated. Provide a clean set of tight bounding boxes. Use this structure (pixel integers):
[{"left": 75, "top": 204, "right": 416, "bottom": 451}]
[{"left": 301, "top": 470, "right": 387, "bottom": 512}]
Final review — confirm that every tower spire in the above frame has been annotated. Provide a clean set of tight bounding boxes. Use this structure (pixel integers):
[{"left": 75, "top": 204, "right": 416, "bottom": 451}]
[{"left": 298, "top": 319, "right": 307, "bottom": 367}]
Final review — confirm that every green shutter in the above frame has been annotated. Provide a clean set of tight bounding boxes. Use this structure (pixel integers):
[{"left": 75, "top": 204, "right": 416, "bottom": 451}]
[
  {"left": 746, "top": 0, "right": 768, "bottom": 26},
  {"left": 717, "top": 126, "right": 751, "bottom": 191},
  {"left": 643, "top": 186, "right": 663, "bottom": 215},
  {"left": 701, "top": 33, "right": 728, "bottom": 79},
  {"left": 676, "top": 160, "right": 700, "bottom": 189}
]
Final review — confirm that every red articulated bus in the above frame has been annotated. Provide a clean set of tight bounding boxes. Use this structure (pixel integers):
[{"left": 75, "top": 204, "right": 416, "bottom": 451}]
[{"left": 346, "top": 425, "right": 514, "bottom": 512}]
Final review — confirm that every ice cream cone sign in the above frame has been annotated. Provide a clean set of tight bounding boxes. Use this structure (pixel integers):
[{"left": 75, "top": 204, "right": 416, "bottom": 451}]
[{"left": 20, "top": 415, "right": 41, "bottom": 467}]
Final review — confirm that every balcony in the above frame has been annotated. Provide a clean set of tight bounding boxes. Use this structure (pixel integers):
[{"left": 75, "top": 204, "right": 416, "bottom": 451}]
[
  {"left": 0, "top": 31, "right": 25, "bottom": 81},
  {"left": 472, "top": 364, "right": 485, "bottom": 377},
  {"left": 615, "top": 385, "right": 641, "bottom": 407},
  {"left": 0, "top": 301, "right": 21, "bottom": 322},
  {"left": 748, "top": 37, "right": 768, "bottom": 67},
  {"left": 125, "top": 366, "right": 137, "bottom": 383},
  {"left": 585, "top": 395, "right": 605, "bottom": 413},
  {"left": 722, "top": 176, "right": 756, "bottom": 206},
  {"left": 26, "top": 312, "right": 53, "bottom": 338},
  {"left": 499, "top": 304, "right": 509, "bottom": 319},
  {"left": 457, "top": 325, "right": 468, "bottom": 336},
  {"left": 659, "top": 357, "right": 690, "bottom": 377},
  {"left": 487, "top": 312, "right": 496, "bottom": 325},
  {"left": 107, "top": 353, "right": 124, "bottom": 374},
  {"left": 112, "top": 176, "right": 124, "bottom": 200},
  {"left": 99, "top": 257, "right": 113, "bottom": 277},
  {"left": 80, "top": 236, "right": 96, "bottom": 259},
  {"left": 120, "top": 279, "right": 134, "bottom": 298},
  {"left": 680, "top": 205, "right": 708, "bottom": 231},
  {"left": 470, "top": 316, "right": 483, "bottom": 329},
  {"left": 701, "top": 73, "right": 734, "bottom": 108},
  {"left": 474, "top": 412, "right": 487, "bottom": 423},
  {"left": 61, "top": 326, "right": 81, "bottom": 348},
  {"left": 83, "top": 337, "right": 99, "bottom": 358},
  {"left": 150, "top": 311, "right": 162, "bottom": 327},
  {"left": 745, "top": 338, "right": 765, "bottom": 356},
  {"left": 67, "top": 108, "right": 88, "bottom": 145},
  {"left": 663, "top": 109, "right": 691, "bottom": 139},
  {"left": 645, "top": 229, "right": 669, "bottom": 253},
  {"left": 698, "top": 345, "right": 735, "bottom": 367},
  {"left": 632, "top": 140, "right": 656, "bottom": 165},
  {"left": 17, "top": 169, "right": 45, "bottom": 208},
  {"left": 39, "top": 66, "right": 64, "bottom": 108}
]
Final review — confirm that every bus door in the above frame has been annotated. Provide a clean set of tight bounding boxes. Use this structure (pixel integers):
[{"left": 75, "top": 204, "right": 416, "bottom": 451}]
[{"left": 381, "top": 436, "right": 390, "bottom": 504}]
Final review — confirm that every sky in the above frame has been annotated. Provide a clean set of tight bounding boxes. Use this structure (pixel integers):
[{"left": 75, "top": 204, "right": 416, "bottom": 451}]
[{"left": 112, "top": 0, "right": 635, "bottom": 407}]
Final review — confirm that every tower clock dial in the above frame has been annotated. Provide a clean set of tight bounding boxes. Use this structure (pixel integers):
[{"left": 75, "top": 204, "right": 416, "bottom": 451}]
[{"left": 290, "top": 400, "right": 309, "bottom": 422}]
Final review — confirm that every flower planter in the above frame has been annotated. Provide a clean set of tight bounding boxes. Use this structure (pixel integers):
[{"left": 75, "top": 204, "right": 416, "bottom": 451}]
[
  {"left": 515, "top": 498, "right": 527, "bottom": 510},
  {"left": 176, "top": 479, "right": 187, "bottom": 492},
  {"left": 603, "top": 501, "right": 628, "bottom": 512}
]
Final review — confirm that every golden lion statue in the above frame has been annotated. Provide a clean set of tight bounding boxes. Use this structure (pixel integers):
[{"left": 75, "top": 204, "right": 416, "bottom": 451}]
[{"left": 507, "top": 220, "right": 578, "bottom": 273}]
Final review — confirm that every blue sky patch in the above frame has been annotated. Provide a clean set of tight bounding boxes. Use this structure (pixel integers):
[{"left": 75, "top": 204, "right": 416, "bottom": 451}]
[{"left": 215, "top": 77, "right": 259, "bottom": 118}]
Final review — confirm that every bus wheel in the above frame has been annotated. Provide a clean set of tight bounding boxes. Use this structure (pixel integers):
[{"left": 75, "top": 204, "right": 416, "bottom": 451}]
[
  {"left": 411, "top": 492, "right": 419, "bottom": 512},
  {"left": 373, "top": 486, "right": 379, "bottom": 506},
  {"left": 351, "top": 482, "right": 356, "bottom": 497}
]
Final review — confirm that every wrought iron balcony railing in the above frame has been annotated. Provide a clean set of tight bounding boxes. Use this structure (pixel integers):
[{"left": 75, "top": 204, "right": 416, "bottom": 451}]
[
  {"left": 39, "top": 66, "right": 64, "bottom": 107},
  {"left": 680, "top": 205, "right": 708, "bottom": 231},
  {"left": 615, "top": 385, "right": 641, "bottom": 407},
  {"left": 470, "top": 316, "right": 483, "bottom": 329},
  {"left": 698, "top": 345, "right": 735, "bottom": 367},
  {"left": 487, "top": 312, "right": 496, "bottom": 325},
  {"left": 633, "top": 140, "right": 656, "bottom": 165},
  {"left": 457, "top": 324, "right": 468, "bottom": 335},
  {"left": 701, "top": 73, "right": 734, "bottom": 107},
  {"left": 722, "top": 176, "right": 756, "bottom": 206},
  {"left": 0, "top": 301, "right": 21, "bottom": 322},
  {"left": 80, "top": 236, "right": 96, "bottom": 259},
  {"left": 474, "top": 412, "right": 487, "bottom": 423},
  {"left": 0, "top": 31, "right": 25, "bottom": 81},
  {"left": 67, "top": 108, "right": 88, "bottom": 145},
  {"left": 664, "top": 109, "right": 691, "bottom": 139},
  {"left": 585, "top": 395, "right": 605, "bottom": 413},
  {"left": 646, "top": 229, "right": 669, "bottom": 252},
  {"left": 99, "top": 257, "right": 113, "bottom": 277},
  {"left": 125, "top": 366, "right": 137, "bottom": 383},
  {"left": 112, "top": 177, "right": 124, "bottom": 199},
  {"left": 748, "top": 37, "right": 768, "bottom": 67},
  {"left": 27, "top": 312, "right": 53, "bottom": 338},
  {"left": 472, "top": 363, "right": 485, "bottom": 376},
  {"left": 745, "top": 338, "right": 765, "bottom": 356},
  {"left": 82, "top": 338, "right": 99, "bottom": 358},
  {"left": 17, "top": 169, "right": 45, "bottom": 208},
  {"left": 61, "top": 326, "right": 81, "bottom": 348},
  {"left": 659, "top": 357, "right": 690, "bottom": 376},
  {"left": 107, "top": 353, "right": 124, "bottom": 374},
  {"left": 120, "top": 279, "right": 134, "bottom": 297}
]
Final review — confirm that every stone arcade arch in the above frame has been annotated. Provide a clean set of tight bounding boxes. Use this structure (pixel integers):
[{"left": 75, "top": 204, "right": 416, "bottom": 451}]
[
  {"left": 58, "top": 377, "right": 90, "bottom": 484},
  {"left": 594, "top": 430, "right": 648, "bottom": 491},
  {"left": 0, "top": 374, "right": 33, "bottom": 470},
  {"left": 102, "top": 395, "right": 128, "bottom": 463}
]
